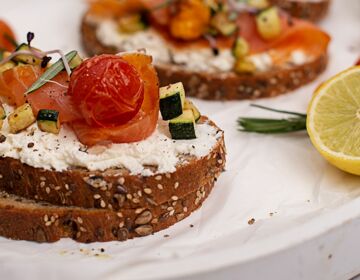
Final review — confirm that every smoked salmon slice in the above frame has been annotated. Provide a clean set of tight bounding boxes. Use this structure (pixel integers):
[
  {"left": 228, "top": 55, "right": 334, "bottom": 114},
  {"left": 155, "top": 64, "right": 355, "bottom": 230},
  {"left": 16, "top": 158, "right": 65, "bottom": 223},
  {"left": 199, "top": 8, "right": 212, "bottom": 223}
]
[
  {"left": 0, "top": 66, "right": 81, "bottom": 122},
  {"left": 237, "top": 12, "right": 330, "bottom": 56}
]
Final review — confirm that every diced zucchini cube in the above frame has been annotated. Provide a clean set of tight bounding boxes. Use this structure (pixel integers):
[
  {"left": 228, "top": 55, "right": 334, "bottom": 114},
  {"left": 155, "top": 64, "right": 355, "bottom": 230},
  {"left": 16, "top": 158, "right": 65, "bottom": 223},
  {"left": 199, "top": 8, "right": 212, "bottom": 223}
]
[
  {"left": 232, "top": 37, "right": 250, "bottom": 59},
  {"left": 210, "top": 12, "right": 237, "bottom": 36},
  {"left": 184, "top": 99, "right": 201, "bottom": 123},
  {"left": 234, "top": 58, "right": 256, "bottom": 74},
  {"left": 13, "top": 43, "right": 43, "bottom": 65},
  {"left": 256, "top": 7, "right": 282, "bottom": 40},
  {"left": 37, "top": 109, "right": 61, "bottom": 134},
  {"left": 160, "top": 82, "right": 186, "bottom": 120},
  {"left": 69, "top": 52, "right": 83, "bottom": 69},
  {"left": 8, "top": 103, "right": 36, "bottom": 133},
  {"left": 118, "top": 13, "right": 147, "bottom": 34},
  {"left": 169, "top": 109, "right": 196, "bottom": 140}
]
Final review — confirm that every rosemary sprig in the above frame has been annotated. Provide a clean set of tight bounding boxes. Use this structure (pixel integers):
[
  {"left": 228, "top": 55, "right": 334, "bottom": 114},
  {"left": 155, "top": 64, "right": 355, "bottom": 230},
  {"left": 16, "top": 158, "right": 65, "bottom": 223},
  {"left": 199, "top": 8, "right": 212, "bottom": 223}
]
[
  {"left": 238, "top": 104, "right": 307, "bottom": 134},
  {"left": 25, "top": 50, "right": 78, "bottom": 95}
]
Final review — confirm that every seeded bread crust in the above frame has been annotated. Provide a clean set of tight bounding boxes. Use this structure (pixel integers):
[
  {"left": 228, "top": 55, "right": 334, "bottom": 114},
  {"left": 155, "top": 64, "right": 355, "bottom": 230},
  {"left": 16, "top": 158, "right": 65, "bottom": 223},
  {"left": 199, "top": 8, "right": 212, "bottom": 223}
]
[
  {"left": 270, "top": 0, "right": 331, "bottom": 22},
  {"left": 0, "top": 117, "right": 225, "bottom": 210},
  {"left": 81, "top": 16, "right": 328, "bottom": 100},
  {"left": 0, "top": 179, "right": 213, "bottom": 243}
]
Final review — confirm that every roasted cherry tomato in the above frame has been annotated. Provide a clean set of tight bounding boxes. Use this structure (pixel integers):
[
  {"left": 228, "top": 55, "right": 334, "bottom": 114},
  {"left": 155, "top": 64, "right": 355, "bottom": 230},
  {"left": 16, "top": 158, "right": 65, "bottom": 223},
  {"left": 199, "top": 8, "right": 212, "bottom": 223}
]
[
  {"left": 68, "top": 54, "right": 144, "bottom": 127},
  {"left": 71, "top": 53, "right": 159, "bottom": 146}
]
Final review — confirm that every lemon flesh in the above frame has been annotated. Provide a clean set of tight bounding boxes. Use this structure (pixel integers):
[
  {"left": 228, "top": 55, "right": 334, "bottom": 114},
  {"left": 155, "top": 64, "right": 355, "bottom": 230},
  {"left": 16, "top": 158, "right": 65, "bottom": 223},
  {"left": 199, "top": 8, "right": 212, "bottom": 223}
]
[{"left": 307, "top": 66, "right": 360, "bottom": 175}]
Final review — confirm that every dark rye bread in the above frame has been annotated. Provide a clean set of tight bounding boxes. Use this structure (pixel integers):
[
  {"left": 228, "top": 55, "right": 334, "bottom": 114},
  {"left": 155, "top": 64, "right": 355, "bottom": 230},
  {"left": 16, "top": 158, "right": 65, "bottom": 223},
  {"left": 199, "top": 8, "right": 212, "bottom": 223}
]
[
  {"left": 0, "top": 180, "right": 214, "bottom": 243},
  {"left": 81, "top": 16, "right": 328, "bottom": 100},
  {"left": 270, "top": 0, "right": 331, "bottom": 22},
  {"left": 0, "top": 117, "right": 225, "bottom": 210}
]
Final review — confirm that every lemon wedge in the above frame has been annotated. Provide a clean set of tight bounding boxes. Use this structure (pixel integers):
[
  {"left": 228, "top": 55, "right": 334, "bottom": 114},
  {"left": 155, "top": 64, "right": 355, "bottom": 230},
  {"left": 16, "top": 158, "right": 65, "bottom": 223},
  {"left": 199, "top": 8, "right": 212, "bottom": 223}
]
[{"left": 307, "top": 66, "right": 360, "bottom": 175}]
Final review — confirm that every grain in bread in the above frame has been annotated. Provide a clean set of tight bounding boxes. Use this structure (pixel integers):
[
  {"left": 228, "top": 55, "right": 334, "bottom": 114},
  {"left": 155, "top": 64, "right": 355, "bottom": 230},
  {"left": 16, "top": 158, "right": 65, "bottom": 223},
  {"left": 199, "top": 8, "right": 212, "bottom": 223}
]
[
  {"left": 0, "top": 117, "right": 225, "bottom": 210},
  {"left": 0, "top": 179, "right": 214, "bottom": 243}
]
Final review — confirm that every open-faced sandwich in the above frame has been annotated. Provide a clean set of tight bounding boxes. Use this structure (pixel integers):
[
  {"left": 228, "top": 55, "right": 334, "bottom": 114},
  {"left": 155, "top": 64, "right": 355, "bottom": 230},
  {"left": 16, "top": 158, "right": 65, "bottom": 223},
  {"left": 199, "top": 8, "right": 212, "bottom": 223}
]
[
  {"left": 0, "top": 28, "right": 225, "bottom": 243},
  {"left": 81, "top": 0, "right": 330, "bottom": 100}
]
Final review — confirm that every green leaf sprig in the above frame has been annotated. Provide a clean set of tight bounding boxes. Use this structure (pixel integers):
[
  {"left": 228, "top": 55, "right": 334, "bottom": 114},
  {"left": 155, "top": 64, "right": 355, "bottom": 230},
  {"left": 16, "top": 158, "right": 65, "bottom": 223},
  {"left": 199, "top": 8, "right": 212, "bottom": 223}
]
[
  {"left": 25, "top": 50, "right": 78, "bottom": 95},
  {"left": 238, "top": 104, "right": 307, "bottom": 134}
]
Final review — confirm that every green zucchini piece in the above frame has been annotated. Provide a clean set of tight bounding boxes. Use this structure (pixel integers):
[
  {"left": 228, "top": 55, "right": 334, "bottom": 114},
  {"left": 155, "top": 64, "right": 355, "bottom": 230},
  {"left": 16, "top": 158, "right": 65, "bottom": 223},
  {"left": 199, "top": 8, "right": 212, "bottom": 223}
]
[
  {"left": 256, "top": 7, "right": 282, "bottom": 40},
  {"left": 8, "top": 103, "right": 36, "bottom": 134},
  {"left": 210, "top": 12, "right": 237, "bottom": 36},
  {"left": 13, "top": 43, "right": 43, "bottom": 65},
  {"left": 37, "top": 109, "right": 61, "bottom": 134},
  {"left": 160, "top": 82, "right": 185, "bottom": 120},
  {"left": 234, "top": 58, "right": 256, "bottom": 74},
  {"left": 184, "top": 99, "right": 201, "bottom": 123},
  {"left": 232, "top": 37, "right": 250, "bottom": 59},
  {"left": 118, "top": 13, "right": 147, "bottom": 34},
  {"left": 69, "top": 53, "right": 83, "bottom": 69},
  {"left": 169, "top": 109, "right": 196, "bottom": 140}
]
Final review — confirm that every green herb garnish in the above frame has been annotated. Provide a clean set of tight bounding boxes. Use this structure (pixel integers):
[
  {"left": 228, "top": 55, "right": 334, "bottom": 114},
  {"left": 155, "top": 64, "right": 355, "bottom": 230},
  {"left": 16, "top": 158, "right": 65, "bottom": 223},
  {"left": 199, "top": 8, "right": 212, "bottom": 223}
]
[
  {"left": 25, "top": 50, "right": 78, "bottom": 95},
  {"left": 238, "top": 104, "right": 307, "bottom": 134}
]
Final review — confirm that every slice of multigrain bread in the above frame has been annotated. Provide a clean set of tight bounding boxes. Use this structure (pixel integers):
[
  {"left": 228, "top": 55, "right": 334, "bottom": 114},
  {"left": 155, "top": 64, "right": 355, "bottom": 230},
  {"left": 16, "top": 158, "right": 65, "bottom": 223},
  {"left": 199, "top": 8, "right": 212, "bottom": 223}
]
[
  {"left": 0, "top": 117, "right": 225, "bottom": 210},
  {"left": 0, "top": 179, "right": 214, "bottom": 243},
  {"left": 269, "top": 0, "right": 331, "bottom": 22},
  {"left": 81, "top": 18, "right": 328, "bottom": 100}
]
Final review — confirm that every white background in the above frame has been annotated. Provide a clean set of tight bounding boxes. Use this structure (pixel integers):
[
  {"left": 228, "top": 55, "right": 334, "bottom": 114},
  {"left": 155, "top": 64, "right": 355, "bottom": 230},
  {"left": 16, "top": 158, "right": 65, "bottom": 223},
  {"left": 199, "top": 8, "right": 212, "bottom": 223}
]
[{"left": 1, "top": 0, "right": 360, "bottom": 279}]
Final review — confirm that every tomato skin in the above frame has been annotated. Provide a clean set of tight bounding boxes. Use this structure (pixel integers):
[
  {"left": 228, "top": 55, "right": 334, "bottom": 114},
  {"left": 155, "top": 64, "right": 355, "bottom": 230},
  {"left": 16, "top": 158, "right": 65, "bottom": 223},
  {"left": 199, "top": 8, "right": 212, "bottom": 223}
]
[
  {"left": 72, "top": 53, "right": 159, "bottom": 146},
  {"left": 68, "top": 54, "right": 144, "bottom": 128},
  {"left": 356, "top": 58, "right": 360, "bottom": 66},
  {"left": 0, "top": 20, "right": 16, "bottom": 52}
]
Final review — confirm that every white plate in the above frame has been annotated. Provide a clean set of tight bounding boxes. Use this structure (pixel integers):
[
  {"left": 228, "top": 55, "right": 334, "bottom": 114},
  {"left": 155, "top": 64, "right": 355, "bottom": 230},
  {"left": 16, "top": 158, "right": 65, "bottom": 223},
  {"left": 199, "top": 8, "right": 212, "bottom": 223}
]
[{"left": 1, "top": 1, "right": 360, "bottom": 279}]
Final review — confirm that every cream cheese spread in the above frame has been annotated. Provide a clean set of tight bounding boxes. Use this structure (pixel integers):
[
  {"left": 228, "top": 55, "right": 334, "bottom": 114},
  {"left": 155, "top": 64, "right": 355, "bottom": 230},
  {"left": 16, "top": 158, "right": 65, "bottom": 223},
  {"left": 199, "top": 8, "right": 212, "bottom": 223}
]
[
  {"left": 0, "top": 105, "right": 221, "bottom": 176},
  {"left": 94, "top": 18, "right": 310, "bottom": 73}
]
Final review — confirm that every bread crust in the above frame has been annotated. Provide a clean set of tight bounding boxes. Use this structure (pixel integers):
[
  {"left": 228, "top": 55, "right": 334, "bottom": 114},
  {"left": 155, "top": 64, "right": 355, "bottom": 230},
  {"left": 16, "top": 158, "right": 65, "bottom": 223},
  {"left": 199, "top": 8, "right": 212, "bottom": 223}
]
[
  {"left": 0, "top": 179, "right": 214, "bottom": 243},
  {"left": 270, "top": 0, "right": 331, "bottom": 22},
  {"left": 81, "top": 17, "right": 328, "bottom": 100},
  {"left": 0, "top": 117, "right": 226, "bottom": 210}
]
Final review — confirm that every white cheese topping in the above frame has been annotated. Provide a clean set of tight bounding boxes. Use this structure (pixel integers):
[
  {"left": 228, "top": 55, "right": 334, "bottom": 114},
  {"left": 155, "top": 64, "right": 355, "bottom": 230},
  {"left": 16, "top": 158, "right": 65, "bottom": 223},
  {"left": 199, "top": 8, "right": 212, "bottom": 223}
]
[
  {"left": 96, "top": 19, "right": 267, "bottom": 72},
  {"left": 94, "top": 18, "right": 310, "bottom": 73},
  {"left": 290, "top": 50, "right": 308, "bottom": 65},
  {"left": 0, "top": 105, "right": 221, "bottom": 176}
]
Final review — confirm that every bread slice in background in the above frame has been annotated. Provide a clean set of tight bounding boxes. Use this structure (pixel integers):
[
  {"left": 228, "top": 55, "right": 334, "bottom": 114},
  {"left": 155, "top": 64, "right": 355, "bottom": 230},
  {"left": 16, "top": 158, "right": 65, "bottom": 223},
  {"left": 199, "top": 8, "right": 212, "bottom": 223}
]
[
  {"left": 270, "top": 0, "right": 331, "bottom": 22},
  {"left": 81, "top": 16, "right": 328, "bottom": 100}
]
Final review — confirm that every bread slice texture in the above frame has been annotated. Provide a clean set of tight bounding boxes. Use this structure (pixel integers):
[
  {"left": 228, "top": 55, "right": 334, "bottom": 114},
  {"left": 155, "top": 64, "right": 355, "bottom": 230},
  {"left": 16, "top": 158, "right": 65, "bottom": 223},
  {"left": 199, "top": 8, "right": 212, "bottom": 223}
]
[
  {"left": 269, "top": 0, "right": 331, "bottom": 22},
  {"left": 0, "top": 117, "right": 225, "bottom": 210},
  {"left": 81, "top": 16, "right": 328, "bottom": 100},
  {"left": 0, "top": 178, "right": 214, "bottom": 243}
]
